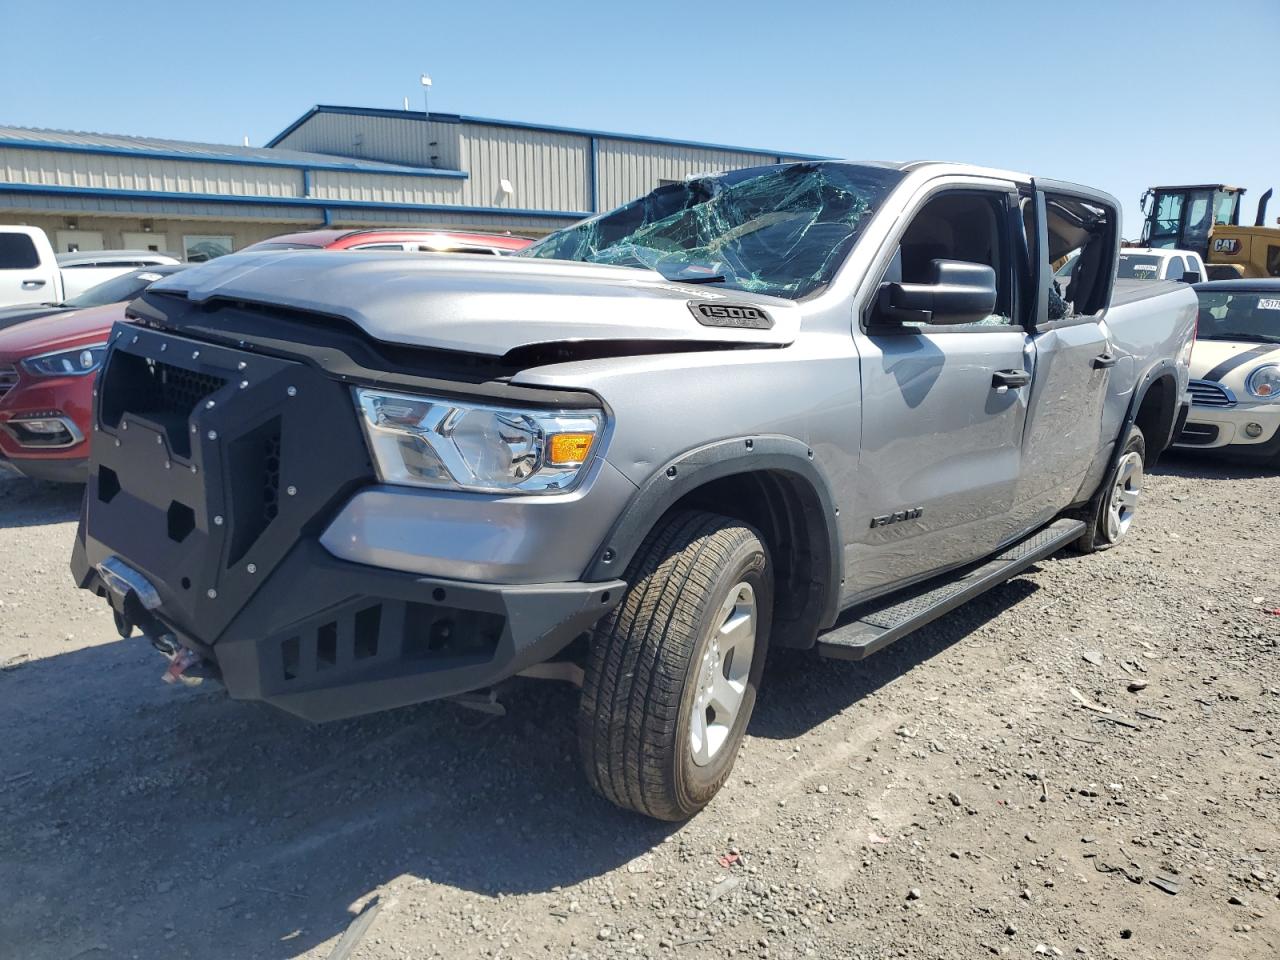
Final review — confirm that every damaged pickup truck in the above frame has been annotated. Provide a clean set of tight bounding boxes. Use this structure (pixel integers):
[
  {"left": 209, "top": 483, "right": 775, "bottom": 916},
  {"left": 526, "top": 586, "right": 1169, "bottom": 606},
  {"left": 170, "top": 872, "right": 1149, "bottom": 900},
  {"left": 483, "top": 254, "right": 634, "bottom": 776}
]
[{"left": 73, "top": 161, "right": 1197, "bottom": 820}]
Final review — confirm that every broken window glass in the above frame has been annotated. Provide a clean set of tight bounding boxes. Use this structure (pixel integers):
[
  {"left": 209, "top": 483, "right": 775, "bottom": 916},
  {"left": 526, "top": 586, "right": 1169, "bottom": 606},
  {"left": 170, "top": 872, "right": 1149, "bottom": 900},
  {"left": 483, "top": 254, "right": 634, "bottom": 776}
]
[{"left": 520, "top": 162, "right": 905, "bottom": 300}]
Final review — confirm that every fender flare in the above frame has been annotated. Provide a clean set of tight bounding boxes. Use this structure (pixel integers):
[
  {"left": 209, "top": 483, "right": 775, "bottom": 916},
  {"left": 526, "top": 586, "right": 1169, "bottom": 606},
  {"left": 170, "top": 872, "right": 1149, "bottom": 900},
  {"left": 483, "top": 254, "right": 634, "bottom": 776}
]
[
  {"left": 583, "top": 435, "right": 844, "bottom": 632},
  {"left": 1124, "top": 359, "right": 1183, "bottom": 463},
  {"left": 1085, "top": 360, "right": 1182, "bottom": 508}
]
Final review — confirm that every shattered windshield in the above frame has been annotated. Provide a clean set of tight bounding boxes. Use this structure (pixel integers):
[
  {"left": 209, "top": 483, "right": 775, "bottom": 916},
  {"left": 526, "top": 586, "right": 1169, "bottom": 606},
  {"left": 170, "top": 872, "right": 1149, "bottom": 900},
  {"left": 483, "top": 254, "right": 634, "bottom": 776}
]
[{"left": 520, "top": 162, "right": 904, "bottom": 300}]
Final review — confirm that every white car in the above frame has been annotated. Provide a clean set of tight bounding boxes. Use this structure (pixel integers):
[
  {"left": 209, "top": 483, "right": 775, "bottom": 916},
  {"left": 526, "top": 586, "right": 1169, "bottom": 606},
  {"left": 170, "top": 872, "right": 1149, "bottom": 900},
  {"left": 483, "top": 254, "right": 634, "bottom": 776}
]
[
  {"left": 55, "top": 249, "right": 179, "bottom": 300},
  {"left": 1175, "top": 279, "right": 1280, "bottom": 464}
]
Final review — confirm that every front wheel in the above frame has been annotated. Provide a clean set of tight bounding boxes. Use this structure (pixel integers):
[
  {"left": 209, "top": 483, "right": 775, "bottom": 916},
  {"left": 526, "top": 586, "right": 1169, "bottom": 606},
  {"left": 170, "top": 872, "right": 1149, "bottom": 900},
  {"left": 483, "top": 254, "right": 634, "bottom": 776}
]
[
  {"left": 577, "top": 510, "right": 772, "bottom": 820},
  {"left": 1076, "top": 425, "right": 1146, "bottom": 553}
]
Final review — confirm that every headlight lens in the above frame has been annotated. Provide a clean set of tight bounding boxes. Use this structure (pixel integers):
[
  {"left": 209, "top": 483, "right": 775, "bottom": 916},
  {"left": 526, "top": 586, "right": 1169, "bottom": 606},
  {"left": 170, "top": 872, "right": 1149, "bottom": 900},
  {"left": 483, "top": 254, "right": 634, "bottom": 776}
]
[
  {"left": 22, "top": 343, "right": 108, "bottom": 377},
  {"left": 1246, "top": 363, "right": 1280, "bottom": 399},
  {"left": 354, "top": 388, "right": 604, "bottom": 494}
]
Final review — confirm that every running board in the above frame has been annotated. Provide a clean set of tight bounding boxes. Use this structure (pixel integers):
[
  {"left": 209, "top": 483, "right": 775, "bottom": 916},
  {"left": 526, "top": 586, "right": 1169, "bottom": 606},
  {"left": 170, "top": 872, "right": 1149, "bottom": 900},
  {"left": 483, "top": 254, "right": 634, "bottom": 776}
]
[{"left": 816, "top": 518, "right": 1086, "bottom": 661}]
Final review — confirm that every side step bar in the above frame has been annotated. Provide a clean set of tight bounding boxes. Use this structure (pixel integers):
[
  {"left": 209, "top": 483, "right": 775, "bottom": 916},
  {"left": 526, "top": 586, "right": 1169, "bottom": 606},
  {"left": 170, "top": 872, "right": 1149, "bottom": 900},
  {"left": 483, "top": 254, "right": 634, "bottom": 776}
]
[{"left": 816, "top": 518, "right": 1086, "bottom": 661}]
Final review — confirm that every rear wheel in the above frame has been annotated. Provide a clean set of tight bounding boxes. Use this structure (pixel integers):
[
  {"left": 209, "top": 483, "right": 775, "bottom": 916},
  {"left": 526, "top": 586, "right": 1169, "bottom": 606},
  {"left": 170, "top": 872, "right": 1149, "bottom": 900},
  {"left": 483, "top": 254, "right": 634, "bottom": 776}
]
[
  {"left": 1076, "top": 425, "right": 1145, "bottom": 553},
  {"left": 577, "top": 510, "right": 772, "bottom": 820}
]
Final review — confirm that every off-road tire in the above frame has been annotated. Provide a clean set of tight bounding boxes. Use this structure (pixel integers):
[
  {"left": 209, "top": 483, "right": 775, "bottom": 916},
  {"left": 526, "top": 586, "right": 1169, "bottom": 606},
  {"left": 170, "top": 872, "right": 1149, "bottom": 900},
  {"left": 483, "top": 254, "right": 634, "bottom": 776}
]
[
  {"left": 1076, "top": 425, "right": 1146, "bottom": 553},
  {"left": 578, "top": 510, "right": 772, "bottom": 820}
]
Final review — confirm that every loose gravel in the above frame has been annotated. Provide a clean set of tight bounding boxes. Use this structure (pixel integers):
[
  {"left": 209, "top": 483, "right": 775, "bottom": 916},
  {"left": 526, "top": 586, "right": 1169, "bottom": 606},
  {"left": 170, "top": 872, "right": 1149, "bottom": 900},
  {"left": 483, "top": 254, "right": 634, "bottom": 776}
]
[{"left": 0, "top": 453, "right": 1276, "bottom": 959}]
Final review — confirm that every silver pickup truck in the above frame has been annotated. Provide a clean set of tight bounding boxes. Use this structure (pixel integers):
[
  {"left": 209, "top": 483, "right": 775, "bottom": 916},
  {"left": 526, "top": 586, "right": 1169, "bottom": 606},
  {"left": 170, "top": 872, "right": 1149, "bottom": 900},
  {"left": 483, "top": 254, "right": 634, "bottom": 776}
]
[{"left": 72, "top": 161, "right": 1197, "bottom": 820}]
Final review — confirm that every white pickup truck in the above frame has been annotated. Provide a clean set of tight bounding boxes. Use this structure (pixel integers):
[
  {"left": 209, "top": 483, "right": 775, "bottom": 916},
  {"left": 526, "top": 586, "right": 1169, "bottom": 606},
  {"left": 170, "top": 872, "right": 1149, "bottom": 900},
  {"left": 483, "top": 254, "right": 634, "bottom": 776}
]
[{"left": 0, "top": 226, "right": 177, "bottom": 308}]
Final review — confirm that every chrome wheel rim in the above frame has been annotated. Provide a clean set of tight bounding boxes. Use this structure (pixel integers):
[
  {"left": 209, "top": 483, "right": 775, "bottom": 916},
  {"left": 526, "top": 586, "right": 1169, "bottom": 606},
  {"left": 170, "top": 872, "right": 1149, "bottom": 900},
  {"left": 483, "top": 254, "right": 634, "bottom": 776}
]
[
  {"left": 1106, "top": 450, "right": 1143, "bottom": 541},
  {"left": 690, "top": 582, "right": 756, "bottom": 768}
]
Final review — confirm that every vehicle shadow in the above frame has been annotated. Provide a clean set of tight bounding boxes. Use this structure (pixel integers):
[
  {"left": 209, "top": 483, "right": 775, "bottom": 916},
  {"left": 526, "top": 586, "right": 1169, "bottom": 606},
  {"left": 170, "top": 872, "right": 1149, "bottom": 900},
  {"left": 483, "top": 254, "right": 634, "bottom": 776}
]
[
  {"left": 1153, "top": 449, "right": 1277, "bottom": 480},
  {"left": 0, "top": 473, "right": 82, "bottom": 528},
  {"left": 0, "top": 633, "right": 673, "bottom": 960},
  {"left": 0, "top": 574, "right": 1040, "bottom": 960},
  {"left": 752, "top": 575, "right": 1040, "bottom": 740}
]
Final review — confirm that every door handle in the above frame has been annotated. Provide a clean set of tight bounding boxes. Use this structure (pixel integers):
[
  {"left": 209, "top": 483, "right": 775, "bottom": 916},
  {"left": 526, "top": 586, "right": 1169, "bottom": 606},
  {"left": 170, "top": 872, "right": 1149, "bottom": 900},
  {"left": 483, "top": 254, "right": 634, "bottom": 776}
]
[
  {"left": 991, "top": 369, "right": 1032, "bottom": 389},
  {"left": 21, "top": 279, "right": 46, "bottom": 289},
  {"left": 1092, "top": 353, "right": 1118, "bottom": 369}
]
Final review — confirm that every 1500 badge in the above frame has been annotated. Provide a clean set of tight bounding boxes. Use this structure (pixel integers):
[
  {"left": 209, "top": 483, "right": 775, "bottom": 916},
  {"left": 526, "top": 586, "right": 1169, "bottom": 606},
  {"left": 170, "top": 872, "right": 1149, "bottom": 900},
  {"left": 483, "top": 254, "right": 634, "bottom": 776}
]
[
  {"left": 870, "top": 507, "right": 924, "bottom": 528},
  {"left": 689, "top": 301, "right": 774, "bottom": 330}
]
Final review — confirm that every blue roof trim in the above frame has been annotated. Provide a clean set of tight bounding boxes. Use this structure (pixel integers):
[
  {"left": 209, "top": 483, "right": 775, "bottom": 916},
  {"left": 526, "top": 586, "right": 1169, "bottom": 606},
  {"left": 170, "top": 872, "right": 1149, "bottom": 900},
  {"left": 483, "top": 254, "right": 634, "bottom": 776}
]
[
  {"left": 0, "top": 136, "right": 468, "bottom": 179},
  {"left": 0, "top": 182, "right": 587, "bottom": 220},
  {"left": 269, "top": 104, "right": 833, "bottom": 160},
  {"left": 266, "top": 107, "right": 321, "bottom": 147}
]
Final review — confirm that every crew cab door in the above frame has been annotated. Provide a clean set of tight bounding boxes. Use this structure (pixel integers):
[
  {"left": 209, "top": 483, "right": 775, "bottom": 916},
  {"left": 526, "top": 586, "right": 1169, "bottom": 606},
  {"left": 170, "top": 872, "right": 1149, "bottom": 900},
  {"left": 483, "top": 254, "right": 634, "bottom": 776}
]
[
  {"left": 0, "top": 227, "right": 60, "bottom": 308},
  {"left": 1007, "top": 184, "right": 1115, "bottom": 533},
  {"left": 847, "top": 181, "right": 1033, "bottom": 598}
]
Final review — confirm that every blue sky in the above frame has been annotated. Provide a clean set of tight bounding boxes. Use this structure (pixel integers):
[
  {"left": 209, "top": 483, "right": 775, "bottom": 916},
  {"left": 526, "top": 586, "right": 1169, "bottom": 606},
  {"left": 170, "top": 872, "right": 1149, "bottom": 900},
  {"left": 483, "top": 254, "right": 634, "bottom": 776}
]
[{"left": 2, "top": 0, "right": 1277, "bottom": 234}]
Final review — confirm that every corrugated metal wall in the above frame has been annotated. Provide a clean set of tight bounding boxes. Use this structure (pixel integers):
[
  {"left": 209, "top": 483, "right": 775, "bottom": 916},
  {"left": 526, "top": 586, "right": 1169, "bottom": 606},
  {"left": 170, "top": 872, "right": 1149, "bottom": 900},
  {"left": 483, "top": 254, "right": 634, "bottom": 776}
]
[
  {"left": 594, "top": 139, "right": 782, "bottom": 211},
  {"left": 275, "top": 113, "right": 809, "bottom": 216},
  {"left": 0, "top": 189, "right": 314, "bottom": 222},
  {"left": 275, "top": 112, "right": 464, "bottom": 171},
  {"left": 1, "top": 112, "right": 827, "bottom": 248},
  {"left": 311, "top": 169, "right": 462, "bottom": 207},
  {"left": 278, "top": 116, "right": 591, "bottom": 214},
  {"left": 458, "top": 123, "right": 589, "bottom": 213},
  {"left": 0, "top": 147, "right": 303, "bottom": 199}
]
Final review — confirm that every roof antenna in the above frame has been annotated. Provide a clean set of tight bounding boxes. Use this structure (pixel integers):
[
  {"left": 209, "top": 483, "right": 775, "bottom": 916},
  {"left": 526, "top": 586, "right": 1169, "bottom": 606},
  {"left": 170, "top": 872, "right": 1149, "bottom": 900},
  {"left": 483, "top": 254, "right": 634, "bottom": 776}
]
[
  {"left": 403, "top": 96, "right": 410, "bottom": 111},
  {"left": 242, "top": 135, "right": 249, "bottom": 147}
]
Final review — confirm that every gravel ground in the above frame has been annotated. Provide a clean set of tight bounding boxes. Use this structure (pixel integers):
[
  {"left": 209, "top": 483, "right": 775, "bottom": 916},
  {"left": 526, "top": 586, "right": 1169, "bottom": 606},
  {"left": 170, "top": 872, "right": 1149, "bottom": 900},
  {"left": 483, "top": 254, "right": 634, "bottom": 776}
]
[{"left": 0, "top": 454, "right": 1276, "bottom": 960}]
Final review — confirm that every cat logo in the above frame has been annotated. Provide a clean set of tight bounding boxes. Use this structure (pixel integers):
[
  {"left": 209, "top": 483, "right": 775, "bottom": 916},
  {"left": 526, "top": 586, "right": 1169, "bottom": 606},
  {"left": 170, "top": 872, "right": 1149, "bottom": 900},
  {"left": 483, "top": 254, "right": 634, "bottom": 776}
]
[
  {"left": 869, "top": 507, "right": 924, "bottom": 529},
  {"left": 1212, "top": 238, "right": 1241, "bottom": 255},
  {"left": 688, "top": 301, "right": 773, "bottom": 330}
]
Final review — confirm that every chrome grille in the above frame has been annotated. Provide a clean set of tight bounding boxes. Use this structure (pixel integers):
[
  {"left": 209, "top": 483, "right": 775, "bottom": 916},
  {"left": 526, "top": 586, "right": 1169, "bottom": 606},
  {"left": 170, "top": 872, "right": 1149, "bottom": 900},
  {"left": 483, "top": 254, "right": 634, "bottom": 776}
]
[
  {"left": 0, "top": 364, "right": 17, "bottom": 400},
  {"left": 1187, "top": 379, "right": 1236, "bottom": 407}
]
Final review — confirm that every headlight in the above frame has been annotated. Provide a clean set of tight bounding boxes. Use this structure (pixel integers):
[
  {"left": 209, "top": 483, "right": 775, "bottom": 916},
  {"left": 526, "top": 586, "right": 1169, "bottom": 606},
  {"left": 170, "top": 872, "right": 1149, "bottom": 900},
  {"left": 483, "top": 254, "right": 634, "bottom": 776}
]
[
  {"left": 354, "top": 388, "right": 604, "bottom": 494},
  {"left": 1246, "top": 364, "right": 1280, "bottom": 399},
  {"left": 22, "top": 343, "right": 107, "bottom": 377}
]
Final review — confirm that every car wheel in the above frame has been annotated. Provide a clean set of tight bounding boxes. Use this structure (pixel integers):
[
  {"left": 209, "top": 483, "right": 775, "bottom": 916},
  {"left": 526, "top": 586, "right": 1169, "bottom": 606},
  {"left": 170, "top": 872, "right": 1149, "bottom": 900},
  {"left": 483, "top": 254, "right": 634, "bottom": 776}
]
[
  {"left": 577, "top": 509, "right": 772, "bottom": 820},
  {"left": 1076, "top": 425, "right": 1146, "bottom": 553}
]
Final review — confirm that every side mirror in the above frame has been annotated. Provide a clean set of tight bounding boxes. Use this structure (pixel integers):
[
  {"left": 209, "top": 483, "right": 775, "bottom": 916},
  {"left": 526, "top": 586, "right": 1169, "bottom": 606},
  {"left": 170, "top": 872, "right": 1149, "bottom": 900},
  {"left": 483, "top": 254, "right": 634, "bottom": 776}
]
[
  {"left": 877, "top": 259, "right": 998, "bottom": 326},
  {"left": 1181, "top": 270, "right": 1202, "bottom": 284}
]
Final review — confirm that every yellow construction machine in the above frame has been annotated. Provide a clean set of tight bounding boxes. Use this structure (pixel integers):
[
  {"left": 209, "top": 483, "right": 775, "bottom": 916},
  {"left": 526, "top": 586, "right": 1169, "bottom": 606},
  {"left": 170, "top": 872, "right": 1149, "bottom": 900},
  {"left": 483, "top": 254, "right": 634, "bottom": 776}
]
[{"left": 1139, "top": 183, "right": 1278, "bottom": 279}]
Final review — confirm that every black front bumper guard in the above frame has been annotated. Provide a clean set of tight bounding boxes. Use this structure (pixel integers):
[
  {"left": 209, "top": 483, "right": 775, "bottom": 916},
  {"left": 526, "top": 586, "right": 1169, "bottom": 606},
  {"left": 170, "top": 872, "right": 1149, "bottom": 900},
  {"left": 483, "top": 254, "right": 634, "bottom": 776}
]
[{"left": 76, "top": 537, "right": 624, "bottom": 722}]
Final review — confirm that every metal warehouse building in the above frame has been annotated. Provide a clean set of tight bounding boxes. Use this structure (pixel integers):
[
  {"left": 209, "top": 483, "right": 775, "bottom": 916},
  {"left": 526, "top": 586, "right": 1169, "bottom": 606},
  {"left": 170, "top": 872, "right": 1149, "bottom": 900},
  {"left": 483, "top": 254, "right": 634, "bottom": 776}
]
[{"left": 0, "top": 105, "right": 824, "bottom": 259}]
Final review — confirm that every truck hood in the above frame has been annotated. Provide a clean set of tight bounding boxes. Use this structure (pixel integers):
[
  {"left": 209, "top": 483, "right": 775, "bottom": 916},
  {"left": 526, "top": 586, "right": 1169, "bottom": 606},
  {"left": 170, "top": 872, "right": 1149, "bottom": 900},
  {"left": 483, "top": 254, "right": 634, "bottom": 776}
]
[
  {"left": 1190, "top": 338, "right": 1280, "bottom": 389},
  {"left": 151, "top": 251, "right": 802, "bottom": 357}
]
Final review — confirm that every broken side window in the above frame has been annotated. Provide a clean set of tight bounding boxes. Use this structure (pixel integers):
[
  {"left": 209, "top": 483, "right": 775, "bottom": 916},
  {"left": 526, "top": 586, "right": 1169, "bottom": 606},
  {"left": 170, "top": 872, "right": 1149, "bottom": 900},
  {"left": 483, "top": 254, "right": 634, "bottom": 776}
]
[{"left": 1044, "top": 194, "right": 1115, "bottom": 318}]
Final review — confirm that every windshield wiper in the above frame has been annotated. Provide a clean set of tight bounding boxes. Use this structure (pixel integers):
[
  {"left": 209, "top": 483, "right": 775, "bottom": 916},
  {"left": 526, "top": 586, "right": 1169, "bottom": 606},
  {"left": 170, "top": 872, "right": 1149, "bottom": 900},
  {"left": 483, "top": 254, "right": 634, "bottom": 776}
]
[{"left": 674, "top": 274, "right": 727, "bottom": 285}]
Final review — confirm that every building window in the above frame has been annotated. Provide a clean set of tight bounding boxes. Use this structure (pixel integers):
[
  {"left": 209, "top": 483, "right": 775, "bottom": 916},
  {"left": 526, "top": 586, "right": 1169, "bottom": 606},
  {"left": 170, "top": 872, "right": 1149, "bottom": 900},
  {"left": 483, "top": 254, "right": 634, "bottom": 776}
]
[{"left": 183, "top": 235, "right": 234, "bottom": 262}]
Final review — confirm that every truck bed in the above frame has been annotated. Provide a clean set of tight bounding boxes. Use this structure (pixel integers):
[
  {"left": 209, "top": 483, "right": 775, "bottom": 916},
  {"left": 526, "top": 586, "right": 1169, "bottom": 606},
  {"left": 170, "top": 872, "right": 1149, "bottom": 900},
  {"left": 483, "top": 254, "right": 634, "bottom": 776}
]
[{"left": 1110, "top": 278, "right": 1186, "bottom": 308}]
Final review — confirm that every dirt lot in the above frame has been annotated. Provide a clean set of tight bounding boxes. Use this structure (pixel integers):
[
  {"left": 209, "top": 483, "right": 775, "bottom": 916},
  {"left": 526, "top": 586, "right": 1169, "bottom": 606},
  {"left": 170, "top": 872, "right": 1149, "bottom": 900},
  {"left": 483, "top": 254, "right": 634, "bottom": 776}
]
[{"left": 0, "top": 454, "right": 1276, "bottom": 960}]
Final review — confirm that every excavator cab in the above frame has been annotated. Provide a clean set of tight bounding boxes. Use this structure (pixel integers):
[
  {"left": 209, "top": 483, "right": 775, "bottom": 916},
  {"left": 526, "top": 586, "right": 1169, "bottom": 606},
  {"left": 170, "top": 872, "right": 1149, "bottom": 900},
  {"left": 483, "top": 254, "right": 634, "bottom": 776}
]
[{"left": 1140, "top": 184, "right": 1245, "bottom": 258}]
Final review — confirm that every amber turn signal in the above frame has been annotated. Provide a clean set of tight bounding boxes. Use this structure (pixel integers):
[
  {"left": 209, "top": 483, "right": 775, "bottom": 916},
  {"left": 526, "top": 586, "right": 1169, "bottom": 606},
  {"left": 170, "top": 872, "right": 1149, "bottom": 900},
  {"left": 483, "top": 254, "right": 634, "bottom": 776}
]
[{"left": 548, "top": 432, "right": 594, "bottom": 466}]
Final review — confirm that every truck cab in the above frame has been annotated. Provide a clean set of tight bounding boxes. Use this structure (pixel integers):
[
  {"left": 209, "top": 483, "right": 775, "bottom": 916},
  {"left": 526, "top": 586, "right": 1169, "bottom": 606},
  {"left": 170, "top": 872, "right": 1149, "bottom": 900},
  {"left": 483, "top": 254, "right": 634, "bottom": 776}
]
[{"left": 0, "top": 226, "right": 62, "bottom": 308}]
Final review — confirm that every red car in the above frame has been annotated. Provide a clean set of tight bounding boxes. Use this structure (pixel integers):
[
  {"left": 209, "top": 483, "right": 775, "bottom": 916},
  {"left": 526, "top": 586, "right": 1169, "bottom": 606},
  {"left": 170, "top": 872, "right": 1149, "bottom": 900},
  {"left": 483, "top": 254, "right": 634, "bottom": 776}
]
[
  {"left": 0, "top": 264, "right": 191, "bottom": 483},
  {"left": 241, "top": 228, "right": 533, "bottom": 255},
  {"left": 0, "top": 303, "right": 121, "bottom": 482}
]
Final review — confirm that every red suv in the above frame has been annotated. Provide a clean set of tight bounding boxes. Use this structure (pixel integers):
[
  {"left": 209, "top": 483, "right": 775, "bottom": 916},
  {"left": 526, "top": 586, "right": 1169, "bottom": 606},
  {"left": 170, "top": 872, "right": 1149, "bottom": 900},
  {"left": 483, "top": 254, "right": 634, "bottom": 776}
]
[
  {"left": 0, "top": 265, "right": 189, "bottom": 483},
  {"left": 241, "top": 228, "right": 533, "bottom": 255}
]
